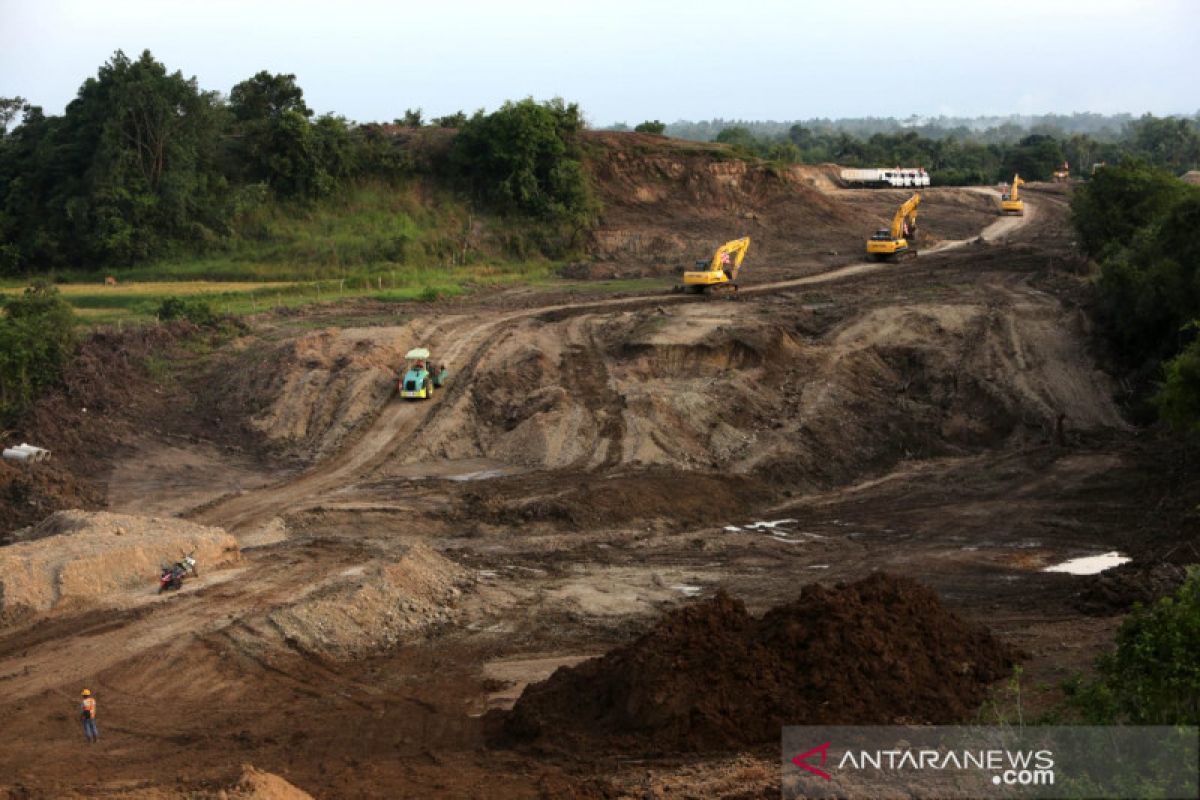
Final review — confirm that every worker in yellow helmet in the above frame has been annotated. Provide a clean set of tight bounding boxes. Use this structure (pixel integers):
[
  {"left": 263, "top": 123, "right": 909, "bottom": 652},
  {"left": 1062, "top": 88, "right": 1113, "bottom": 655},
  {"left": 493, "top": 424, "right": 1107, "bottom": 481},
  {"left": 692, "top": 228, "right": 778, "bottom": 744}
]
[{"left": 80, "top": 689, "right": 98, "bottom": 743}]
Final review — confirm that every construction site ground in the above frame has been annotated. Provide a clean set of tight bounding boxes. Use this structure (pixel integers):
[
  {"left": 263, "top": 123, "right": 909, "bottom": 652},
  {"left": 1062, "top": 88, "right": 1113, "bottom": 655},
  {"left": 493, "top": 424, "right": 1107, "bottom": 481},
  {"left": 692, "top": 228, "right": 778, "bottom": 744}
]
[{"left": 2, "top": 179, "right": 1195, "bottom": 799}]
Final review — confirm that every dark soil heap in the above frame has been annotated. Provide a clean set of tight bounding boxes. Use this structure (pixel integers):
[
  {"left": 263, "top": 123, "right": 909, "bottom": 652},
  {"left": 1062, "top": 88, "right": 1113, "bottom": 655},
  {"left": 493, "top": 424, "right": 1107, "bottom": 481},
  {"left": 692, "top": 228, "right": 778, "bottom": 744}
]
[{"left": 497, "top": 573, "right": 1016, "bottom": 752}]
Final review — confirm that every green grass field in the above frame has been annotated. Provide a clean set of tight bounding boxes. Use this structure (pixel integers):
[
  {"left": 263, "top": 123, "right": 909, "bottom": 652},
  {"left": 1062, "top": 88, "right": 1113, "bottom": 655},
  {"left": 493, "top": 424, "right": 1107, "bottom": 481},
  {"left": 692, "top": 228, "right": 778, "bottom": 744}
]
[
  {"left": 0, "top": 265, "right": 560, "bottom": 324},
  {"left": 0, "top": 267, "right": 665, "bottom": 325},
  {"left": 0, "top": 180, "right": 672, "bottom": 325}
]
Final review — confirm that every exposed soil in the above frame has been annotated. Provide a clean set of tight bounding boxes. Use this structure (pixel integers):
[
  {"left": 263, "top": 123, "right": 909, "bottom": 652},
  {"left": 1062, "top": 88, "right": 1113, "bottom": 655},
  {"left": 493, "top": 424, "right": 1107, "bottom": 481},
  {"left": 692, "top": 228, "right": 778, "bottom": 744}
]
[
  {"left": 0, "top": 322, "right": 274, "bottom": 536},
  {"left": 579, "top": 132, "right": 997, "bottom": 283},
  {"left": 496, "top": 573, "right": 1016, "bottom": 753},
  {"left": 0, "top": 142, "right": 1195, "bottom": 798},
  {"left": 268, "top": 542, "right": 471, "bottom": 658}
]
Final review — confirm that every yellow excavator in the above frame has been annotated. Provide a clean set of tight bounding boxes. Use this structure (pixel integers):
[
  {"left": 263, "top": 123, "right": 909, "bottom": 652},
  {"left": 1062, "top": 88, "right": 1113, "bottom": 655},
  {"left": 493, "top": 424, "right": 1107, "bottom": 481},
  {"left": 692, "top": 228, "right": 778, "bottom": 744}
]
[
  {"left": 1000, "top": 175, "right": 1025, "bottom": 216},
  {"left": 677, "top": 237, "right": 750, "bottom": 294},
  {"left": 866, "top": 193, "right": 921, "bottom": 262}
]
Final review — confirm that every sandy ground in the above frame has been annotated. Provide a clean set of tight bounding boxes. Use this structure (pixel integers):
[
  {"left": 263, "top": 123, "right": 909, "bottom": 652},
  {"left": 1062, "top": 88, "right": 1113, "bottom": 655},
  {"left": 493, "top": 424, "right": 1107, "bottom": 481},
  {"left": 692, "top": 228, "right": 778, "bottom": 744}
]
[{"left": 0, "top": 185, "right": 1183, "bottom": 798}]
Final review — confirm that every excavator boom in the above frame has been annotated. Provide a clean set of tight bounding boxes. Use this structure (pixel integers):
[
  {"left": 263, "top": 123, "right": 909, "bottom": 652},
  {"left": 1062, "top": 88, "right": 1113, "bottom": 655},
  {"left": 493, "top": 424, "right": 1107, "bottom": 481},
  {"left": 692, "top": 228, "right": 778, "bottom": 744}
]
[
  {"left": 1009, "top": 175, "right": 1024, "bottom": 202},
  {"left": 1000, "top": 174, "right": 1025, "bottom": 215},
  {"left": 708, "top": 237, "right": 751, "bottom": 282},
  {"left": 889, "top": 193, "right": 921, "bottom": 239}
]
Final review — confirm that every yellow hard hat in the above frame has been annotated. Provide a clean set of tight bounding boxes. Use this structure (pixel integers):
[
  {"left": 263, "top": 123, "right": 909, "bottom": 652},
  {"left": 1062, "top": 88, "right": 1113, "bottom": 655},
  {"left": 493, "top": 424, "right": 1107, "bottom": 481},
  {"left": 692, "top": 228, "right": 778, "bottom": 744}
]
[{"left": 81, "top": 689, "right": 91, "bottom": 697}]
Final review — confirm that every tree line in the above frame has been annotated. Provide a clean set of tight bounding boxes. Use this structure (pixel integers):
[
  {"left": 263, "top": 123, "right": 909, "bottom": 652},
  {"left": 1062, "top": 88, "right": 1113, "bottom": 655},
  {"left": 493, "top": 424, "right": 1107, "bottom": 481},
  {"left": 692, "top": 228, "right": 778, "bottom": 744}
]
[
  {"left": 645, "top": 112, "right": 1159, "bottom": 143},
  {"left": 700, "top": 117, "right": 1200, "bottom": 185},
  {"left": 4, "top": 50, "right": 1200, "bottom": 279},
  {"left": 0, "top": 50, "right": 593, "bottom": 274}
]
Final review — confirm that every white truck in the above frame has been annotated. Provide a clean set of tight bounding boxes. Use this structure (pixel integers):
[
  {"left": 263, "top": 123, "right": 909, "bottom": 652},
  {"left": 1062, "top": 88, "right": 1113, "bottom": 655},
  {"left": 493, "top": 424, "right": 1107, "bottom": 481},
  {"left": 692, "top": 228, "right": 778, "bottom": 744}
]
[{"left": 840, "top": 167, "right": 930, "bottom": 188}]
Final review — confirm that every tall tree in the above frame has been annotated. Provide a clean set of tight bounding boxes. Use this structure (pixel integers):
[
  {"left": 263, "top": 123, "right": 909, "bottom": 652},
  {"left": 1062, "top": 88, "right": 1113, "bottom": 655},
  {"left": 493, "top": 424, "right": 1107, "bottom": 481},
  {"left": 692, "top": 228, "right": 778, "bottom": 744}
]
[
  {"left": 451, "top": 98, "right": 592, "bottom": 225},
  {"left": 0, "top": 97, "right": 27, "bottom": 135},
  {"left": 1001, "top": 134, "right": 1065, "bottom": 181},
  {"left": 0, "top": 50, "right": 228, "bottom": 268},
  {"left": 228, "top": 71, "right": 349, "bottom": 198},
  {"left": 229, "top": 71, "right": 311, "bottom": 122}
]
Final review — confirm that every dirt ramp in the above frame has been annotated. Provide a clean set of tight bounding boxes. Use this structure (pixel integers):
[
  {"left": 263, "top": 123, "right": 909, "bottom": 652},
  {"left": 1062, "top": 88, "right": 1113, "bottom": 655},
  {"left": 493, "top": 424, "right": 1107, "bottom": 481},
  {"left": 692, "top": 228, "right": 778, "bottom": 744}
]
[
  {"left": 269, "top": 542, "right": 469, "bottom": 658},
  {"left": 222, "top": 327, "right": 414, "bottom": 461},
  {"left": 497, "top": 573, "right": 1016, "bottom": 752},
  {"left": 408, "top": 309, "right": 810, "bottom": 472},
  {"left": 0, "top": 510, "right": 239, "bottom": 623}
]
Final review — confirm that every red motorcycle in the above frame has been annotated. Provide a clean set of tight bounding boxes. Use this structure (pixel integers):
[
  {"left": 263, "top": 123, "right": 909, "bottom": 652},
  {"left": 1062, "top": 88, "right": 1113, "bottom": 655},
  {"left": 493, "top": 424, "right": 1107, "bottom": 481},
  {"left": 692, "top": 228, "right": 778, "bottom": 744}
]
[{"left": 158, "top": 554, "right": 198, "bottom": 594}]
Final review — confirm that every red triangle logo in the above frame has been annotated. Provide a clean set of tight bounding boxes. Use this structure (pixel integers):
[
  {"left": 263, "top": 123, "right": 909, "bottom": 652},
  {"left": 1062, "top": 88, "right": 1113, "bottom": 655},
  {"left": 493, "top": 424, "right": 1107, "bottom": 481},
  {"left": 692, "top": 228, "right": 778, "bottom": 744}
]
[{"left": 791, "top": 741, "right": 833, "bottom": 781}]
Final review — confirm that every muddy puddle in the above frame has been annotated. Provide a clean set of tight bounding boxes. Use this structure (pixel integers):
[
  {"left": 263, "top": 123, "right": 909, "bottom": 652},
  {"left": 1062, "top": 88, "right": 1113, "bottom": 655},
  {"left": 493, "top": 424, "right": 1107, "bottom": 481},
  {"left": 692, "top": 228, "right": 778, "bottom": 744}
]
[
  {"left": 1043, "top": 551, "right": 1130, "bottom": 575},
  {"left": 725, "top": 518, "right": 828, "bottom": 544}
]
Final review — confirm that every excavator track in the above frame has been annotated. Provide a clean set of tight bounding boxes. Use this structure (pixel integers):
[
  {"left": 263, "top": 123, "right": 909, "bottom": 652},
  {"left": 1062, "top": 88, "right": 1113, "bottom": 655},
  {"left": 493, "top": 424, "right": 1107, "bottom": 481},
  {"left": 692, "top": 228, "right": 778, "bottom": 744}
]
[{"left": 704, "top": 282, "right": 739, "bottom": 298}]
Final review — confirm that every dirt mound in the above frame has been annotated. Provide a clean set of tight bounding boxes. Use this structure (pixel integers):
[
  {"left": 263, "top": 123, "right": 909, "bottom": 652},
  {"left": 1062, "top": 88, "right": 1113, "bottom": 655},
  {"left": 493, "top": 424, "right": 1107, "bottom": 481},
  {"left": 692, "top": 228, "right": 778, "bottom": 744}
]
[
  {"left": 496, "top": 573, "right": 1016, "bottom": 752},
  {"left": 0, "top": 510, "right": 239, "bottom": 623},
  {"left": 89, "top": 764, "right": 313, "bottom": 799},
  {"left": 268, "top": 542, "right": 469, "bottom": 657},
  {"left": 404, "top": 309, "right": 811, "bottom": 473},
  {"left": 227, "top": 764, "right": 315, "bottom": 800},
  {"left": 1076, "top": 561, "right": 1189, "bottom": 614}
]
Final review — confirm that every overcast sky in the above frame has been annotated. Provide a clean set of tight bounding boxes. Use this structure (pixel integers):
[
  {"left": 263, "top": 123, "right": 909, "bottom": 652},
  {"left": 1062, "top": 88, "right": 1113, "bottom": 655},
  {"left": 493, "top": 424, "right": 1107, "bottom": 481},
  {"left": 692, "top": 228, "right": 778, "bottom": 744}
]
[{"left": 2, "top": 0, "right": 1197, "bottom": 126}]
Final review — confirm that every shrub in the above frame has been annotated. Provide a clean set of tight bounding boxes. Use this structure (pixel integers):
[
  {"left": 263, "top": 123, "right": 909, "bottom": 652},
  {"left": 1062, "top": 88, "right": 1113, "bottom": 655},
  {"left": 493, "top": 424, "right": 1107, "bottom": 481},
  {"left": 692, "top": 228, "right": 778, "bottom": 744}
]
[
  {"left": 0, "top": 282, "right": 77, "bottom": 423},
  {"left": 634, "top": 120, "right": 666, "bottom": 135},
  {"left": 1155, "top": 332, "right": 1200, "bottom": 431},
  {"left": 1066, "top": 568, "right": 1200, "bottom": 724},
  {"left": 155, "top": 296, "right": 218, "bottom": 326}
]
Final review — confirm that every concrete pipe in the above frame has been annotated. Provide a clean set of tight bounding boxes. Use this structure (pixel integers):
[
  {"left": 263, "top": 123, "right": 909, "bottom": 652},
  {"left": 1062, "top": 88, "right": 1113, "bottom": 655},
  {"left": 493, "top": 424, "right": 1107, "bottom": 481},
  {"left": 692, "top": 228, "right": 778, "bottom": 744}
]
[{"left": 3, "top": 444, "right": 51, "bottom": 463}]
